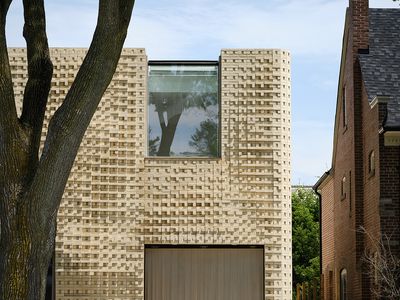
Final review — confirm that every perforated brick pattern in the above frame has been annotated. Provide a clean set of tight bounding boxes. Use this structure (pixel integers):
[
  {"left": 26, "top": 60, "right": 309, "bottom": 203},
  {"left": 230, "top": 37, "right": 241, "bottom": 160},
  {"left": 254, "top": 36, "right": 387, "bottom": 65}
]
[
  {"left": 220, "top": 49, "right": 292, "bottom": 298},
  {"left": 10, "top": 48, "right": 291, "bottom": 299}
]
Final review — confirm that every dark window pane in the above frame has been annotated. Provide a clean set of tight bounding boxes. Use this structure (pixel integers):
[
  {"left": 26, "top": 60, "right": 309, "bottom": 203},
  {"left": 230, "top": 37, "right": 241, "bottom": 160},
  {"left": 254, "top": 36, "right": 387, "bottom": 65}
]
[{"left": 148, "top": 64, "right": 219, "bottom": 157}]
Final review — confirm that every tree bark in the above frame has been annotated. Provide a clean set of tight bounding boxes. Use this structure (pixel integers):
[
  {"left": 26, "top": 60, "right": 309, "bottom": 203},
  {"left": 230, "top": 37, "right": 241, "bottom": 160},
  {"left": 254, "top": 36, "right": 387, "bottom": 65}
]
[
  {"left": 156, "top": 97, "right": 185, "bottom": 156},
  {"left": 20, "top": 0, "right": 53, "bottom": 170},
  {"left": 0, "top": 1, "right": 135, "bottom": 299},
  {"left": 157, "top": 112, "right": 182, "bottom": 156}
]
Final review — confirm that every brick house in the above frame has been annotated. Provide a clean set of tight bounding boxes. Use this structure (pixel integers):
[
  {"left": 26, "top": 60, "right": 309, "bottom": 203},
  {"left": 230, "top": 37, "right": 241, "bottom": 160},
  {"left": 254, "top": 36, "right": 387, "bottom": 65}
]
[
  {"left": 314, "top": 1, "right": 400, "bottom": 299},
  {"left": 11, "top": 48, "right": 292, "bottom": 299}
]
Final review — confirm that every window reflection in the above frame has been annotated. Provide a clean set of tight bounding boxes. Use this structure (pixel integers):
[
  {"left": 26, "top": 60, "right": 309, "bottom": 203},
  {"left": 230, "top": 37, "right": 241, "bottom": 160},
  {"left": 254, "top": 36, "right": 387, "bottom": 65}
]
[{"left": 148, "top": 64, "right": 219, "bottom": 157}]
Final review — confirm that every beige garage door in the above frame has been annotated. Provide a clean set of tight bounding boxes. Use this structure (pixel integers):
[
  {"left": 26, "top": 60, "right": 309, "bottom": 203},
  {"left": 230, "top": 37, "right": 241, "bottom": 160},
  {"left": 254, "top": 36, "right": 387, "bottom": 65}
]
[{"left": 145, "top": 247, "right": 264, "bottom": 300}]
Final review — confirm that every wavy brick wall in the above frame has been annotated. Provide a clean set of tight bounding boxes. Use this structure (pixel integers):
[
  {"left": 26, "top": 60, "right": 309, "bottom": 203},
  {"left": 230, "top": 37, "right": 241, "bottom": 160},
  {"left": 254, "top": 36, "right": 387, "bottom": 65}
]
[{"left": 10, "top": 48, "right": 291, "bottom": 300}]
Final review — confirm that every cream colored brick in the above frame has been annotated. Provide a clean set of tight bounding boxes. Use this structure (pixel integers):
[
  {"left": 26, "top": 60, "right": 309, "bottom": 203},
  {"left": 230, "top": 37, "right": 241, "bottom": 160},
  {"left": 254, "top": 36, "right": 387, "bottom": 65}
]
[{"left": 10, "top": 47, "right": 291, "bottom": 300}]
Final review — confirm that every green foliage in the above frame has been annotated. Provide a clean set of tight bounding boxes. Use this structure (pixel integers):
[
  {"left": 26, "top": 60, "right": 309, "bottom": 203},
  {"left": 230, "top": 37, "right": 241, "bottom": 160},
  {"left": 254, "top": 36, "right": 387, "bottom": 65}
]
[{"left": 292, "top": 188, "right": 320, "bottom": 288}]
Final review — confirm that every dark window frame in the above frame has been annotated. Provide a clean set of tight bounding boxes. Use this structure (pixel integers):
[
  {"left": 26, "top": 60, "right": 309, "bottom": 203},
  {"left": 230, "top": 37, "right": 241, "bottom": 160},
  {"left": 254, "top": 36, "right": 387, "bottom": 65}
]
[{"left": 147, "top": 61, "right": 221, "bottom": 158}]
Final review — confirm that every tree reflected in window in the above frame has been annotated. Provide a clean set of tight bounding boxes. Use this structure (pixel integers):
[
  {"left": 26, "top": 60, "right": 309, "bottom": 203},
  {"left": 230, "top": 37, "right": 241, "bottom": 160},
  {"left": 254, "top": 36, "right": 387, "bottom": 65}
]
[
  {"left": 148, "top": 127, "right": 160, "bottom": 156},
  {"left": 148, "top": 63, "right": 219, "bottom": 157},
  {"left": 189, "top": 117, "right": 218, "bottom": 157}
]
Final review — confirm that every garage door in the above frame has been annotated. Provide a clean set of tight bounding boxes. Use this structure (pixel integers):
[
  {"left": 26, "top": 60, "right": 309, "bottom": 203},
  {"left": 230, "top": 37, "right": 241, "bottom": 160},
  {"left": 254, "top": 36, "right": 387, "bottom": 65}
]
[{"left": 145, "top": 246, "right": 264, "bottom": 300}]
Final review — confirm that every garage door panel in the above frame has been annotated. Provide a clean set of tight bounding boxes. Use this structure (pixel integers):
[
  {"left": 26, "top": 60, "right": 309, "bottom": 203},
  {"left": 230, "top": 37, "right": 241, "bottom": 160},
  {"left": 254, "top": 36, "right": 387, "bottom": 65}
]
[{"left": 145, "top": 247, "right": 264, "bottom": 300}]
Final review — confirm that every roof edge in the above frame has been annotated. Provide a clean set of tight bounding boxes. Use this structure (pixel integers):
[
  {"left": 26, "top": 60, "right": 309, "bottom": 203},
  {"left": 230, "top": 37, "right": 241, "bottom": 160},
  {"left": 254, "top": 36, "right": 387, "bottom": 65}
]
[
  {"left": 331, "top": 9, "right": 350, "bottom": 171},
  {"left": 381, "top": 126, "right": 400, "bottom": 132},
  {"left": 313, "top": 169, "right": 332, "bottom": 192}
]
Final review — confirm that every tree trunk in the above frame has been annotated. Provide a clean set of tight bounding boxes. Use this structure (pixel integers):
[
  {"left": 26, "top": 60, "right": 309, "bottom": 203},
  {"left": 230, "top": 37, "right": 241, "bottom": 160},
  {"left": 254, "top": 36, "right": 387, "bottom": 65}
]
[
  {"left": 0, "top": 176, "right": 56, "bottom": 300},
  {"left": 0, "top": 1, "right": 136, "bottom": 299},
  {"left": 0, "top": 234, "right": 54, "bottom": 300},
  {"left": 0, "top": 212, "right": 31, "bottom": 299},
  {"left": 157, "top": 113, "right": 182, "bottom": 156}
]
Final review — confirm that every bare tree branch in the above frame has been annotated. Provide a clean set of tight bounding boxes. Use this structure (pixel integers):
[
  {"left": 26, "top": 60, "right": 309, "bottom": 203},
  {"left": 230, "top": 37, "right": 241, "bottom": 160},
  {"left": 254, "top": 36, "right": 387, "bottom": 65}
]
[
  {"left": 360, "top": 227, "right": 400, "bottom": 298},
  {"left": 20, "top": 0, "right": 53, "bottom": 161},
  {"left": 27, "top": 0, "right": 135, "bottom": 227},
  {"left": 0, "top": 0, "right": 18, "bottom": 136}
]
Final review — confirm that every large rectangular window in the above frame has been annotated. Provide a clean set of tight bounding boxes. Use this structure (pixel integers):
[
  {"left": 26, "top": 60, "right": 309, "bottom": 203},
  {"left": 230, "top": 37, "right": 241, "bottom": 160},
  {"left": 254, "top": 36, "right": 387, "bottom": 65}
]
[{"left": 148, "top": 62, "right": 219, "bottom": 157}]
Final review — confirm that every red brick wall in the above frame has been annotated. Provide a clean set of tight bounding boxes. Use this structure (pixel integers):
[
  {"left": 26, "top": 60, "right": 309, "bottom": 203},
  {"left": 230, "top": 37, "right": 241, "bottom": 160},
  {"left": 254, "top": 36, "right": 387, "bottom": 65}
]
[
  {"left": 361, "top": 82, "right": 380, "bottom": 252},
  {"left": 321, "top": 1, "right": 371, "bottom": 298},
  {"left": 350, "top": 0, "right": 369, "bottom": 53},
  {"left": 321, "top": 1, "right": 400, "bottom": 298},
  {"left": 332, "top": 10, "right": 361, "bottom": 298},
  {"left": 321, "top": 178, "right": 335, "bottom": 300},
  {"left": 359, "top": 78, "right": 400, "bottom": 298},
  {"left": 378, "top": 123, "right": 400, "bottom": 255}
]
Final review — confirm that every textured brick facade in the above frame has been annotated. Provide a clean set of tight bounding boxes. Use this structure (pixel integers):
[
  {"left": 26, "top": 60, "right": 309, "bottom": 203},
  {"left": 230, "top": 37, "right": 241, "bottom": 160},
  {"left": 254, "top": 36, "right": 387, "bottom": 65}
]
[{"left": 10, "top": 48, "right": 292, "bottom": 299}]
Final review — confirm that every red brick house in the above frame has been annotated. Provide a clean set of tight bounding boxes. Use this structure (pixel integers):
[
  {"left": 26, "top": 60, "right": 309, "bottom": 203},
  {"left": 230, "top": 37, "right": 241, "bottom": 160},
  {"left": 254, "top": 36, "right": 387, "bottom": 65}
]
[{"left": 314, "top": 1, "right": 400, "bottom": 299}]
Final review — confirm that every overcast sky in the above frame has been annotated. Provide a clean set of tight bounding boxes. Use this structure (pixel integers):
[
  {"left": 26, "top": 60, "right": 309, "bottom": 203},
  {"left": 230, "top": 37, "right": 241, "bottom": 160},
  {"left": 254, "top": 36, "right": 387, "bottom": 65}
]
[{"left": 6, "top": 0, "right": 399, "bottom": 185}]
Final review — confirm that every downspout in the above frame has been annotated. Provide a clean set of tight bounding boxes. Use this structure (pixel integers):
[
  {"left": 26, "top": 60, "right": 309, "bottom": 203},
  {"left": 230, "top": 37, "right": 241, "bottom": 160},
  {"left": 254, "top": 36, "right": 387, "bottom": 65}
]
[
  {"left": 313, "top": 170, "right": 331, "bottom": 299},
  {"left": 313, "top": 188, "right": 323, "bottom": 277}
]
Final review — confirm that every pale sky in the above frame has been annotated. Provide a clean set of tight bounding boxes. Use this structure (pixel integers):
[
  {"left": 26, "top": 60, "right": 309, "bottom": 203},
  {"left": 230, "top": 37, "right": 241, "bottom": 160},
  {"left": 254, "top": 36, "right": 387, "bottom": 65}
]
[{"left": 6, "top": 0, "right": 399, "bottom": 185}]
